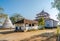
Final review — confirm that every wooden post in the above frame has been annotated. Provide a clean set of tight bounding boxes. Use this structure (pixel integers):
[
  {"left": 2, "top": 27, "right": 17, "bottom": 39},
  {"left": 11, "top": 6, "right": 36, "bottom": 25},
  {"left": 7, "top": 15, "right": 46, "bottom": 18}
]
[{"left": 57, "top": 26, "right": 59, "bottom": 41}]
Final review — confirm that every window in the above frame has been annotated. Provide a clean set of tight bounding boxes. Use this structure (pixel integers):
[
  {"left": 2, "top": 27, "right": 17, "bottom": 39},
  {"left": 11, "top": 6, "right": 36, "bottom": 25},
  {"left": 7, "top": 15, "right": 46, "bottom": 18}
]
[
  {"left": 32, "top": 24, "right": 34, "bottom": 26},
  {"left": 29, "top": 24, "right": 31, "bottom": 26}
]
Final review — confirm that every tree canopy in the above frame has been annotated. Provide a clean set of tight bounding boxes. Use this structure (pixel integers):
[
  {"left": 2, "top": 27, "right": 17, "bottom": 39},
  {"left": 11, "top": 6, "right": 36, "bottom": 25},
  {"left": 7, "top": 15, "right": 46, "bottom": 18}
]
[
  {"left": 52, "top": 0, "right": 60, "bottom": 22},
  {"left": 38, "top": 17, "right": 45, "bottom": 26},
  {"left": 0, "top": 7, "right": 8, "bottom": 18},
  {"left": 10, "top": 13, "right": 24, "bottom": 24},
  {"left": 0, "top": 7, "right": 8, "bottom": 24},
  {"left": 52, "top": 0, "right": 60, "bottom": 11}
]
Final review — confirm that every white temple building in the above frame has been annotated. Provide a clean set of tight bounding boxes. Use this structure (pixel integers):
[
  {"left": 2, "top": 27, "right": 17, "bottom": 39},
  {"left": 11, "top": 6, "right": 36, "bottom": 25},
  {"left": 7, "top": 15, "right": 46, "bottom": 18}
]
[{"left": 35, "top": 10, "right": 58, "bottom": 28}]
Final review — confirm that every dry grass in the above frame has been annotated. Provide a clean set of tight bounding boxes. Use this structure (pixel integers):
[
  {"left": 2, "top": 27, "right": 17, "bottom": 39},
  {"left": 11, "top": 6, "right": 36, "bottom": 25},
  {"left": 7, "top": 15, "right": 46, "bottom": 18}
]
[
  {"left": 21, "top": 32, "right": 57, "bottom": 41},
  {"left": 0, "top": 29, "right": 56, "bottom": 41}
]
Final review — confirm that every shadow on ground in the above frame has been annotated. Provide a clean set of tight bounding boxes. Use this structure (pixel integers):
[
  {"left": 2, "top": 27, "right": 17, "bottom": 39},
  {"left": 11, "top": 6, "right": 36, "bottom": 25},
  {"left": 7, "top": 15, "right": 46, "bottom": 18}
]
[
  {"left": 0, "top": 40, "right": 8, "bottom": 41},
  {"left": 0, "top": 31, "right": 24, "bottom": 34},
  {"left": 0, "top": 31, "right": 15, "bottom": 34},
  {"left": 20, "top": 32, "right": 56, "bottom": 41}
]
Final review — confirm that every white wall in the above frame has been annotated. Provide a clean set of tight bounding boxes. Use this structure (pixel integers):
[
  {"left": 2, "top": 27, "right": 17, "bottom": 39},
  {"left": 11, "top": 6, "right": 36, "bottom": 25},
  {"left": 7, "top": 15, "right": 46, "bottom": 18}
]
[
  {"left": 45, "top": 19, "right": 58, "bottom": 27},
  {"left": 53, "top": 21, "right": 58, "bottom": 27},
  {"left": 0, "top": 23, "right": 2, "bottom": 28},
  {"left": 45, "top": 20, "right": 53, "bottom": 27},
  {"left": 32, "top": 26, "right": 38, "bottom": 29},
  {"left": 25, "top": 26, "right": 38, "bottom": 31}
]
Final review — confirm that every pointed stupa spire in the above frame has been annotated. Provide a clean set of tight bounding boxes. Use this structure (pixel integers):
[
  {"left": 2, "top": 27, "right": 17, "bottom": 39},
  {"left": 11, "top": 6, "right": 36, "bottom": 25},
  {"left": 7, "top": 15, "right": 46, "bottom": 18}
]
[{"left": 2, "top": 16, "right": 15, "bottom": 28}]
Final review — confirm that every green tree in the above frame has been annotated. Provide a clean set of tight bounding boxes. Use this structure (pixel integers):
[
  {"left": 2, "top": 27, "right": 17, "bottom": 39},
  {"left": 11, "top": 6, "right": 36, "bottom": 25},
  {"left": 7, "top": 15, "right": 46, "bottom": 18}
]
[
  {"left": 52, "top": 0, "right": 60, "bottom": 21},
  {"left": 38, "top": 17, "right": 45, "bottom": 29},
  {"left": 0, "top": 13, "right": 7, "bottom": 19},
  {"left": 10, "top": 13, "right": 24, "bottom": 24},
  {"left": 0, "top": 7, "right": 7, "bottom": 18},
  {"left": 52, "top": 0, "right": 60, "bottom": 39},
  {"left": 0, "top": 7, "right": 4, "bottom": 13},
  {"left": 52, "top": 0, "right": 60, "bottom": 11},
  {"left": 0, "top": 7, "right": 8, "bottom": 24}
]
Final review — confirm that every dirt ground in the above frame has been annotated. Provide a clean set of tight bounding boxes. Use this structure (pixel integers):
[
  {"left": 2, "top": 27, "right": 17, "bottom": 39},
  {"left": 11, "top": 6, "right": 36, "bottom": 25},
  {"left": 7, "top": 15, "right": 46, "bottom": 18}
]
[{"left": 0, "top": 29, "right": 56, "bottom": 41}]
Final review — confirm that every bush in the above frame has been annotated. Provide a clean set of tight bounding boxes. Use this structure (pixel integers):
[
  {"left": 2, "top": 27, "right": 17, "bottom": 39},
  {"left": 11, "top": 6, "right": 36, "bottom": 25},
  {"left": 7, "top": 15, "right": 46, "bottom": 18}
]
[{"left": 38, "top": 25, "right": 45, "bottom": 30}]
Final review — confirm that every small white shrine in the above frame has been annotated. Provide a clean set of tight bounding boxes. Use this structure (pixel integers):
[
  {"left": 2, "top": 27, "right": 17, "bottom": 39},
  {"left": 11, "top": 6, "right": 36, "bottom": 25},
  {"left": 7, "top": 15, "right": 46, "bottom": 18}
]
[{"left": 2, "top": 16, "right": 15, "bottom": 28}]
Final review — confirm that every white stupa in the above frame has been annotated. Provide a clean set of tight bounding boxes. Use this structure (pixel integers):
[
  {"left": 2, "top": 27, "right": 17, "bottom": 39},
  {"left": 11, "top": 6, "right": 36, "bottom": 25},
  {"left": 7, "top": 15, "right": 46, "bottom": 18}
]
[{"left": 2, "top": 16, "right": 15, "bottom": 28}]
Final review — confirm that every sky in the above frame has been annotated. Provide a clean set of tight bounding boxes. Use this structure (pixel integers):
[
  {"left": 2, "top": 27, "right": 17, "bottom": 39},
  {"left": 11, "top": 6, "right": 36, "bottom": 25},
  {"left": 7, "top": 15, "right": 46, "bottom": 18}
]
[{"left": 0, "top": 0, "right": 59, "bottom": 20}]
